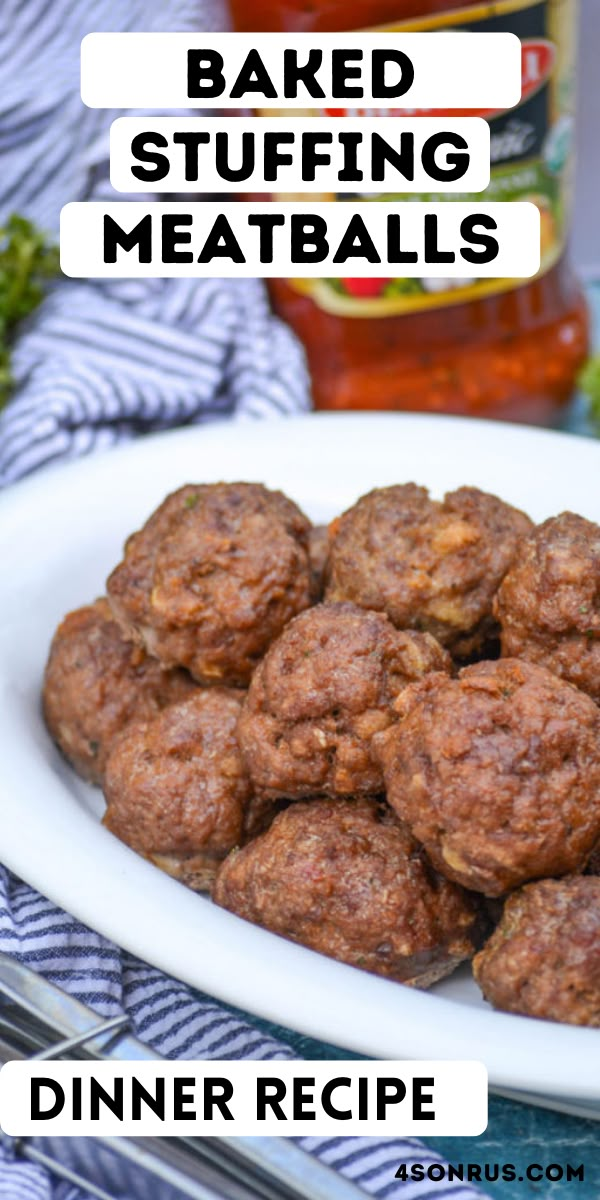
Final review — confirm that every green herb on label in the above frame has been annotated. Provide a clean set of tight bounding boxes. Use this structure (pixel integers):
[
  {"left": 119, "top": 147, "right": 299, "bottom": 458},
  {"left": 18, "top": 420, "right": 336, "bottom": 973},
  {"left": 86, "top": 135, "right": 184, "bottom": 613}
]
[
  {"left": 0, "top": 214, "right": 60, "bottom": 409},
  {"left": 578, "top": 355, "right": 600, "bottom": 426}
]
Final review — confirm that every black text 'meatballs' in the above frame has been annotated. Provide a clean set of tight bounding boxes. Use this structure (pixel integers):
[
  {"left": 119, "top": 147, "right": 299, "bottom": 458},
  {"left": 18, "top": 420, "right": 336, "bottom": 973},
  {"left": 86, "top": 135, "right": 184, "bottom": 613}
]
[{"left": 103, "top": 211, "right": 500, "bottom": 268}]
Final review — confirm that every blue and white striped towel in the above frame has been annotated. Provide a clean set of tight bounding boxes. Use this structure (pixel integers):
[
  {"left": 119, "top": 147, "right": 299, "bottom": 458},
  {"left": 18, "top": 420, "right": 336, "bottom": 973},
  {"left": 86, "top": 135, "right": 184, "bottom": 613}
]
[
  {"left": 0, "top": 867, "right": 487, "bottom": 1200},
  {"left": 0, "top": 2, "right": 489, "bottom": 1197},
  {"left": 0, "top": 0, "right": 310, "bottom": 487}
]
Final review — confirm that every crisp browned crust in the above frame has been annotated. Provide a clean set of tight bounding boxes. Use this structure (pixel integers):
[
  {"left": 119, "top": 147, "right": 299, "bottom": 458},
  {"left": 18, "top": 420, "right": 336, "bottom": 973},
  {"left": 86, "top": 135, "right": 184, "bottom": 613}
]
[
  {"left": 213, "top": 798, "right": 485, "bottom": 987},
  {"left": 375, "top": 658, "right": 600, "bottom": 897},
  {"left": 103, "top": 688, "right": 250, "bottom": 890},
  {"left": 238, "top": 601, "right": 451, "bottom": 804},
  {"left": 326, "top": 484, "right": 532, "bottom": 657},
  {"left": 107, "top": 482, "right": 312, "bottom": 686},
  {"left": 42, "top": 598, "right": 195, "bottom": 785},
  {"left": 495, "top": 511, "right": 600, "bottom": 701},
  {"left": 473, "top": 877, "right": 600, "bottom": 1026}
]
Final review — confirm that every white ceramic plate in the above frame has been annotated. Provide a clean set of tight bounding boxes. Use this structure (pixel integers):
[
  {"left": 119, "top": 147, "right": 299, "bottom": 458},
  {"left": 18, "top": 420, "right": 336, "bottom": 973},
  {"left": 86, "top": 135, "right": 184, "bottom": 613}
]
[{"left": 1, "top": 413, "right": 599, "bottom": 1118}]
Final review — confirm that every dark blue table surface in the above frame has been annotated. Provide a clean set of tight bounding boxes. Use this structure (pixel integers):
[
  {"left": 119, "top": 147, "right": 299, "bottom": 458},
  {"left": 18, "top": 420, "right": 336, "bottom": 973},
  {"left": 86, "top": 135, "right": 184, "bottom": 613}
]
[{"left": 199, "top": 284, "right": 600, "bottom": 1199}]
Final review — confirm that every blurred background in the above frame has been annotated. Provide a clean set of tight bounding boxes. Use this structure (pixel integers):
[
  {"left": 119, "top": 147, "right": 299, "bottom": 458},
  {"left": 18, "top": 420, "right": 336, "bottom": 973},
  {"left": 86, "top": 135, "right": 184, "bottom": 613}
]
[
  {"left": 574, "top": 0, "right": 599, "bottom": 279},
  {"left": 1, "top": 0, "right": 598, "bottom": 493}
]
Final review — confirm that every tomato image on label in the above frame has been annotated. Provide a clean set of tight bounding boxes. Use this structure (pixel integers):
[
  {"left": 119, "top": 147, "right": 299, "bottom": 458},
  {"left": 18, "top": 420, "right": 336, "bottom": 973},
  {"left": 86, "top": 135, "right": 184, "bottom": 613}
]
[{"left": 341, "top": 279, "right": 393, "bottom": 298}]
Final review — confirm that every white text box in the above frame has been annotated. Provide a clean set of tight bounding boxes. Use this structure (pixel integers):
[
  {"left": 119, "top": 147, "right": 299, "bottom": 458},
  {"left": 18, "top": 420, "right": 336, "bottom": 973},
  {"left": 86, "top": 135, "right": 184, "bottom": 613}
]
[
  {"left": 60, "top": 201, "right": 540, "bottom": 279},
  {"left": 81, "top": 32, "right": 521, "bottom": 111},
  {"left": 110, "top": 116, "right": 491, "bottom": 194},
  {"left": 0, "top": 1060, "right": 488, "bottom": 1136}
]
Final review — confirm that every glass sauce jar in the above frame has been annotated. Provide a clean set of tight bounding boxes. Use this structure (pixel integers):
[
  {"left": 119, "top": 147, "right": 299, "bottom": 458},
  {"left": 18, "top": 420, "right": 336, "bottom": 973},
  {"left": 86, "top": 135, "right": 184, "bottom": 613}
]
[{"left": 230, "top": 0, "right": 588, "bottom": 424}]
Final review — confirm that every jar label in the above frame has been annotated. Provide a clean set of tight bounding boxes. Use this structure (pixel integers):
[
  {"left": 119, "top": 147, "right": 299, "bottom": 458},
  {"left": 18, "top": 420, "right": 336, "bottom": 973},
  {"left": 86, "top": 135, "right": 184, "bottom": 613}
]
[{"left": 266, "top": 0, "right": 576, "bottom": 317}]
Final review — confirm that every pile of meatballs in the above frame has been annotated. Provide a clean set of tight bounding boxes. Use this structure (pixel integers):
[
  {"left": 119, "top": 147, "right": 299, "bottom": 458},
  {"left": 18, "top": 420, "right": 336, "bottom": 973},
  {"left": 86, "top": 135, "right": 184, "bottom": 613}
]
[{"left": 43, "top": 481, "right": 600, "bottom": 1028}]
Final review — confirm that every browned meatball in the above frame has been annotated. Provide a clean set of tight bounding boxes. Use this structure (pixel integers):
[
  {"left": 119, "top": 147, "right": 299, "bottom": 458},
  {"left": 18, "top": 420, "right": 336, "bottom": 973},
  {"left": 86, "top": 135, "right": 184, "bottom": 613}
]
[
  {"left": 495, "top": 512, "right": 600, "bottom": 703},
  {"left": 43, "top": 599, "right": 195, "bottom": 785},
  {"left": 107, "top": 482, "right": 312, "bottom": 686},
  {"left": 375, "top": 659, "right": 600, "bottom": 897},
  {"left": 213, "top": 799, "right": 484, "bottom": 987},
  {"left": 103, "top": 689, "right": 250, "bottom": 891},
  {"left": 308, "top": 525, "right": 329, "bottom": 602},
  {"left": 473, "top": 877, "right": 600, "bottom": 1026},
  {"left": 326, "top": 484, "right": 532, "bottom": 657},
  {"left": 238, "top": 602, "right": 451, "bottom": 804}
]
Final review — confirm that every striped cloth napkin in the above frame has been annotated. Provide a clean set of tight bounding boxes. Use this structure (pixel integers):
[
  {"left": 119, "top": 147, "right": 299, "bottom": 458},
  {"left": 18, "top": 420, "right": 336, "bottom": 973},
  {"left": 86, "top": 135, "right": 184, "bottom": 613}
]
[
  {"left": 0, "top": 867, "right": 486, "bottom": 1200},
  {"left": 0, "top": 2, "right": 489, "bottom": 1197},
  {"left": 0, "top": 0, "right": 310, "bottom": 487}
]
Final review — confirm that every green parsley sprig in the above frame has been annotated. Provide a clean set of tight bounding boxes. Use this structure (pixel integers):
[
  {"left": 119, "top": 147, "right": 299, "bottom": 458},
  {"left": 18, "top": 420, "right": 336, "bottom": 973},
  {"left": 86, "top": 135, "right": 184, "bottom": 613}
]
[{"left": 0, "top": 214, "right": 60, "bottom": 408}]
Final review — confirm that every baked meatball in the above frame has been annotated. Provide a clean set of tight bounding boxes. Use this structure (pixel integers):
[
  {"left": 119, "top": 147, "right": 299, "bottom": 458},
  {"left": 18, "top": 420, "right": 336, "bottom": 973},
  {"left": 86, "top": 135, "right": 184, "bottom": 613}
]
[
  {"left": 213, "top": 799, "right": 484, "bottom": 987},
  {"left": 107, "top": 482, "right": 312, "bottom": 686},
  {"left": 495, "top": 512, "right": 600, "bottom": 702},
  {"left": 473, "top": 877, "right": 600, "bottom": 1027},
  {"left": 308, "top": 525, "right": 329, "bottom": 602},
  {"left": 43, "top": 599, "right": 195, "bottom": 785},
  {"left": 238, "top": 602, "right": 451, "bottom": 803},
  {"left": 103, "top": 689, "right": 250, "bottom": 891},
  {"left": 376, "top": 658, "right": 600, "bottom": 897},
  {"left": 326, "top": 484, "right": 532, "bottom": 657}
]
